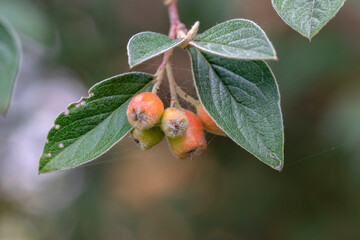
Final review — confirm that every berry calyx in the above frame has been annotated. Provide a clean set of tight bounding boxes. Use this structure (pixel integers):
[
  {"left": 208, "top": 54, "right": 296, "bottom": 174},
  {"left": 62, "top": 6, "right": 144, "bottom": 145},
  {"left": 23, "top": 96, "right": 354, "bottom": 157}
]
[
  {"left": 161, "top": 107, "right": 189, "bottom": 138},
  {"left": 130, "top": 127, "right": 164, "bottom": 151},
  {"left": 168, "top": 110, "right": 207, "bottom": 159},
  {"left": 197, "top": 105, "right": 227, "bottom": 136},
  {"left": 127, "top": 92, "right": 164, "bottom": 130}
]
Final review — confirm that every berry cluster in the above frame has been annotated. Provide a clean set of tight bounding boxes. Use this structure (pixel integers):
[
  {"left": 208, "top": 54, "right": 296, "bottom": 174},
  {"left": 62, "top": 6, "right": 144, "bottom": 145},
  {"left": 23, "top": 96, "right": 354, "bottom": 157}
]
[{"left": 127, "top": 92, "right": 226, "bottom": 159}]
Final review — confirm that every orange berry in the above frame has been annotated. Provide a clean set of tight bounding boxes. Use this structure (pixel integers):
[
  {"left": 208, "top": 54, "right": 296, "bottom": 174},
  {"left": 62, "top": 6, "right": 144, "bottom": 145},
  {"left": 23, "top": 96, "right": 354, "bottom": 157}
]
[
  {"left": 168, "top": 110, "right": 207, "bottom": 159},
  {"left": 130, "top": 127, "right": 164, "bottom": 151},
  {"left": 161, "top": 107, "right": 189, "bottom": 138},
  {"left": 197, "top": 105, "right": 226, "bottom": 136},
  {"left": 127, "top": 92, "right": 164, "bottom": 130}
]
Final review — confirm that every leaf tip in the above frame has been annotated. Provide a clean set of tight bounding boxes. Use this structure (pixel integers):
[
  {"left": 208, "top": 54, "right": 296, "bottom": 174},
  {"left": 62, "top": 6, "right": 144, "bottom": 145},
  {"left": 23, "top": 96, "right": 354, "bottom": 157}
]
[
  {"left": 38, "top": 163, "right": 52, "bottom": 174},
  {"left": 128, "top": 59, "right": 139, "bottom": 69},
  {"left": 0, "top": 104, "right": 10, "bottom": 117},
  {"left": 275, "top": 164, "right": 283, "bottom": 172},
  {"left": 38, "top": 166, "right": 45, "bottom": 175},
  {"left": 270, "top": 153, "right": 283, "bottom": 172},
  {"left": 38, "top": 170, "right": 49, "bottom": 175}
]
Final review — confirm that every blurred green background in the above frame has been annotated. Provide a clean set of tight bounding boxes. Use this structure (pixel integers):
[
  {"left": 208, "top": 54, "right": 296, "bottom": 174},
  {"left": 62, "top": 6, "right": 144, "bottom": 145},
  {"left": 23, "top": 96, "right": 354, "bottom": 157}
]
[{"left": 0, "top": 0, "right": 360, "bottom": 239}]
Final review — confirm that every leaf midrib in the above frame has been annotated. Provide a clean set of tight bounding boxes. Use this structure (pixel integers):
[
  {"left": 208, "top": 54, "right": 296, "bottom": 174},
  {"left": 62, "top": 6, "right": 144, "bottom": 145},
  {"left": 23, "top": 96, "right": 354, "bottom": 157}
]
[
  {"left": 309, "top": 0, "right": 316, "bottom": 37},
  {"left": 194, "top": 49, "right": 279, "bottom": 164},
  {"left": 191, "top": 40, "right": 272, "bottom": 57}
]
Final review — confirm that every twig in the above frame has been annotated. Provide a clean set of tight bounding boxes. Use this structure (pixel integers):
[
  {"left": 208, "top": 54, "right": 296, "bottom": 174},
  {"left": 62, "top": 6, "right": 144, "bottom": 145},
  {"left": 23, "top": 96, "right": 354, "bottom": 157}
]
[
  {"left": 167, "top": 0, "right": 188, "bottom": 38},
  {"left": 152, "top": 0, "right": 188, "bottom": 94}
]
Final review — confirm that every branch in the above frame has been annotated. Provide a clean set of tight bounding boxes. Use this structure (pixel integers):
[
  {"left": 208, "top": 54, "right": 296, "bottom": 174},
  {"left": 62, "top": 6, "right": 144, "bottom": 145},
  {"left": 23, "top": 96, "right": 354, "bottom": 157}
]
[{"left": 152, "top": 0, "right": 188, "bottom": 94}]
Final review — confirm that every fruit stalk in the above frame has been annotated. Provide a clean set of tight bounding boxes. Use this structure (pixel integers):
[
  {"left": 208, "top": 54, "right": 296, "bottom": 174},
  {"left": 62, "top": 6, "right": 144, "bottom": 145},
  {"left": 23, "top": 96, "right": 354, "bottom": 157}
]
[
  {"left": 166, "top": 60, "right": 180, "bottom": 108},
  {"left": 174, "top": 84, "right": 200, "bottom": 107}
]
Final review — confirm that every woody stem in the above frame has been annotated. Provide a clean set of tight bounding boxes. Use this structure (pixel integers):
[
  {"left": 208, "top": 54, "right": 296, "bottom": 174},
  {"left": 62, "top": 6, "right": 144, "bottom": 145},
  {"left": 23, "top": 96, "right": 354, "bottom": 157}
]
[{"left": 152, "top": 0, "right": 187, "bottom": 94}]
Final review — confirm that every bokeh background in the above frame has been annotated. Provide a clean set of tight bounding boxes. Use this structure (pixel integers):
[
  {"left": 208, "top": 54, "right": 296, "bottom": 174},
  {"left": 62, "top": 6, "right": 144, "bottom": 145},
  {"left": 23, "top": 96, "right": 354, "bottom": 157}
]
[{"left": 1, "top": 0, "right": 360, "bottom": 239}]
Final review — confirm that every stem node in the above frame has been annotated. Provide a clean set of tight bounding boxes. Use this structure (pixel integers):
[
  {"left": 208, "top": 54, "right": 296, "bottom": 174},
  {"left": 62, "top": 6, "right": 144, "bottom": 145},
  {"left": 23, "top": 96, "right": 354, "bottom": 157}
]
[{"left": 180, "top": 21, "right": 200, "bottom": 48}]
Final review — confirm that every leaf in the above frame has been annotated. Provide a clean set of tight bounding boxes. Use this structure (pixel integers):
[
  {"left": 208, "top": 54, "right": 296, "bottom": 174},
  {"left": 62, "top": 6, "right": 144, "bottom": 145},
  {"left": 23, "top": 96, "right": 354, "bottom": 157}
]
[
  {"left": 127, "top": 31, "right": 184, "bottom": 68},
  {"left": 0, "top": 18, "right": 20, "bottom": 115},
  {"left": 190, "top": 19, "right": 277, "bottom": 60},
  {"left": 39, "top": 72, "right": 154, "bottom": 173},
  {"left": 189, "top": 48, "right": 284, "bottom": 171},
  {"left": 272, "top": 0, "right": 347, "bottom": 39}
]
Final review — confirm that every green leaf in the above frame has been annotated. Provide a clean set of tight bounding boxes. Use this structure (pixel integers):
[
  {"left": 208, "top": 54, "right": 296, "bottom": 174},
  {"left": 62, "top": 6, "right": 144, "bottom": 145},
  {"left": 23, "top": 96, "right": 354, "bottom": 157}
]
[
  {"left": 272, "top": 0, "right": 347, "bottom": 39},
  {"left": 190, "top": 19, "right": 277, "bottom": 60},
  {"left": 189, "top": 48, "right": 284, "bottom": 171},
  {"left": 39, "top": 72, "right": 154, "bottom": 173},
  {"left": 127, "top": 31, "right": 184, "bottom": 68},
  {"left": 0, "top": 18, "right": 20, "bottom": 115}
]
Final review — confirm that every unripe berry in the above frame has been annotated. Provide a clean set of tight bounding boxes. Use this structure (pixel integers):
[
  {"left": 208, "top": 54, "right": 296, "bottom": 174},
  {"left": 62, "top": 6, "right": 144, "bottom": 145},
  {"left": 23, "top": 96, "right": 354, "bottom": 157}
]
[
  {"left": 161, "top": 107, "right": 189, "bottom": 138},
  {"left": 130, "top": 127, "right": 164, "bottom": 151},
  {"left": 197, "top": 105, "right": 227, "bottom": 136},
  {"left": 127, "top": 92, "right": 164, "bottom": 130},
  {"left": 168, "top": 110, "right": 207, "bottom": 159}
]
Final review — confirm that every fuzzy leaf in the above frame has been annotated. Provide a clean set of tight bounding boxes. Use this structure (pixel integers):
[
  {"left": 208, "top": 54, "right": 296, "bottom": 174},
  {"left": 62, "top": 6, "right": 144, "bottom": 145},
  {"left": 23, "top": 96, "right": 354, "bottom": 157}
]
[
  {"left": 39, "top": 72, "right": 154, "bottom": 173},
  {"left": 189, "top": 48, "right": 284, "bottom": 171},
  {"left": 272, "top": 0, "right": 347, "bottom": 39},
  {"left": 127, "top": 31, "right": 184, "bottom": 68},
  {"left": 190, "top": 19, "right": 277, "bottom": 60},
  {"left": 0, "top": 18, "right": 20, "bottom": 115}
]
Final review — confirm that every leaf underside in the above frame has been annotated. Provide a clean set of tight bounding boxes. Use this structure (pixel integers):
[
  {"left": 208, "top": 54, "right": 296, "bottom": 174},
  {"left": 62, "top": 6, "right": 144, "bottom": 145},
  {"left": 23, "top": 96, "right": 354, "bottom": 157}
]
[
  {"left": 39, "top": 72, "right": 154, "bottom": 173},
  {"left": 127, "top": 31, "right": 184, "bottom": 68},
  {"left": 189, "top": 47, "right": 284, "bottom": 171},
  {"left": 0, "top": 18, "right": 20, "bottom": 115},
  {"left": 191, "top": 19, "right": 277, "bottom": 60},
  {"left": 272, "top": 0, "right": 346, "bottom": 39}
]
